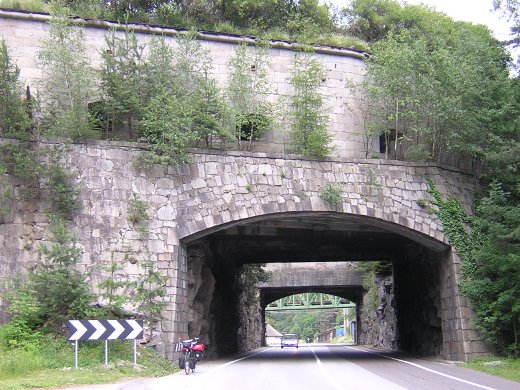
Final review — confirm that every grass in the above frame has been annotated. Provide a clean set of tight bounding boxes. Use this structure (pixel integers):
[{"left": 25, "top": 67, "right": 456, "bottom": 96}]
[
  {"left": 462, "top": 357, "right": 520, "bottom": 383},
  {"left": 0, "top": 327, "right": 178, "bottom": 390},
  {"left": 331, "top": 335, "right": 354, "bottom": 344}
]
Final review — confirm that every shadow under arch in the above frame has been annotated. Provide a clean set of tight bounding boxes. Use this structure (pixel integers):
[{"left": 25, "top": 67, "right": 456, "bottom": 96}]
[{"left": 176, "top": 209, "right": 453, "bottom": 359}]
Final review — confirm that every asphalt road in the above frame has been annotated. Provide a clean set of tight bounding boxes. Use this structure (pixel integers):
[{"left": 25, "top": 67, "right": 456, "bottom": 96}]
[{"left": 59, "top": 344, "right": 520, "bottom": 390}]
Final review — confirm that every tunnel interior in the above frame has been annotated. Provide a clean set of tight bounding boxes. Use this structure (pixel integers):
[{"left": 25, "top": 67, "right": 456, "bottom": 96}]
[{"left": 182, "top": 212, "right": 449, "bottom": 358}]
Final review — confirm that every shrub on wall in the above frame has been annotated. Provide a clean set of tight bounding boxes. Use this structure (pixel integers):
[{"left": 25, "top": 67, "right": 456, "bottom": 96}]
[
  {"left": 227, "top": 42, "right": 274, "bottom": 150},
  {"left": 140, "top": 34, "right": 231, "bottom": 165},
  {"left": 37, "top": 9, "right": 98, "bottom": 141},
  {"left": 287, "top": 50, "right": 331, "bottom": 157},
  {"left": 0, "top": 40, "right": 31, "bottom": 139},
  {"left": 100, "top": 26, "right": 147, "bottom": 140}
]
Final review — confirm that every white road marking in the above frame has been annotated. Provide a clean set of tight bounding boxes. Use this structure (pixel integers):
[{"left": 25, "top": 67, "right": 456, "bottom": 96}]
[
  {"left": 346, "top": 346, "right": 497, "bottom": 390},
  {"left": 311, "top": 345, "right": 407, "bottom": 390},
  {"left": 310, "top": 346, "right": 348, "bottom": 390},
  {"left": 203, "top": 347, "right": 272, "bottom": 376}
]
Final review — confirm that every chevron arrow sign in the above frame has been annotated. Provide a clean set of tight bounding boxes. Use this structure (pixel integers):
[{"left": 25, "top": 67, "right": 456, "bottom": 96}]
[{"left": 67, "top": 320, "right": 144, "bottom": 341}]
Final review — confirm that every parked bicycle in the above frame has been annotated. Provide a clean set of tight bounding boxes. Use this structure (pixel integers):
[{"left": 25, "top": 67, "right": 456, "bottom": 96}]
[{"left": 176, "top": 337, "right": 205, "bottom": 375}]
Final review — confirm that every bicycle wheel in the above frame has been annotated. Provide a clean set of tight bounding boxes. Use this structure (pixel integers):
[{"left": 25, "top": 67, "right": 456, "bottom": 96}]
[{"left": 184, "top": 351, "right": 191, "bottom": 375}]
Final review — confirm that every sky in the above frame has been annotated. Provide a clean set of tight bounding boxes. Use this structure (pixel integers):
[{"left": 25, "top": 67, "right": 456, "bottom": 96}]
[
  {"left": 325, "top": 0, "right": 513, "bottom": 41},
  {"left": 405, "top": 0, "right": 512, "bottom": 40}
]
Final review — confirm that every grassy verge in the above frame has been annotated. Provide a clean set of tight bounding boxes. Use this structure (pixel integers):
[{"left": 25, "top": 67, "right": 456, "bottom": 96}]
[
  {"left": 0, "top": 328, "right": 178, "bottom": 390},
  {"left": 462, "top": 357, "right": 520, "bottom": 383},
  {"left": 330, "top": 335, "right": 354, "bottom": 344}
]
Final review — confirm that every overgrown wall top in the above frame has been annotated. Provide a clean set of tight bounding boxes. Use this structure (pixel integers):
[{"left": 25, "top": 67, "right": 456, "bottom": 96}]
[{"left": 0, "top": 9, "right": 369, "bottom": 158}]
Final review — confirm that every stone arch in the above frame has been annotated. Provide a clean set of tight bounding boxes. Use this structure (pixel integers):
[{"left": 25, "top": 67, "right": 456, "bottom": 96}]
[
  {"left": 0, "top": 140, "right": 482, "bottom": 362},
  {"left": 171, "top": 204, "right": 473, "bottom": 360}
]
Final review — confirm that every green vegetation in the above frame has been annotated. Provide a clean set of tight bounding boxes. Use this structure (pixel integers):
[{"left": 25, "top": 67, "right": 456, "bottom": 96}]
[
  {"left": 0, "top": 328, "right": 177, "bottom": 389},
  {"left": 132, "top": 259, "right": 168, "bottom": 341},
  {"left": 266, "top": 304, "right": 354, "bottom": 343},
  {"left": 100, "top": 26, "right": 147, "bottom": 140},
  {"left": 0, "top": 40, "right": 31, "bottom": 138},
  {"left": 128, "top": 193, "right": 149, "bottom": 224},
  {"left": 463, "top": 357, "right": 520, "bottom": 383},
  {"left": 97, "top": 258, "right": 130, "bottom": 317},
  {"left": 356, "top": 261, "right": 392, "bottom": 312},
  {"left": 240, "top": 264, "right": 270, "bottom": 295},
  {"left": 288, "top": 49, "right": 331, "bottom": 157},
  {"left": 320, "top": 182, "right": 343, "bottom": 205},
  {"left": 0, "top": 0, "right": 368, "bottom": 51},
  {"left": 227, "top": 42, "right": 274, "bottom": 150},
  {"left": 38, "top": 8, "right": 98, "bottom": 141},
  {"left": 427, "top": 180, "right": 520, "bottom": 356}
]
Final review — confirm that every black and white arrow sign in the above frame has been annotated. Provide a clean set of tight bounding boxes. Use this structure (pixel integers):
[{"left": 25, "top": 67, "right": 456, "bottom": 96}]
[{"left": 67, "top": 319, "right": 144, "bottom": 341}]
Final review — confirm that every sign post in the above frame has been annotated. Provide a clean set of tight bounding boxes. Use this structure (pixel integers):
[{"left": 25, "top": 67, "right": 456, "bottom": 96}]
[
  {"left": 67, "top": 319, "right": 144, "bottom": 369},
  {"left": 74, "top": 340, "right": 78, "bottom": 370}
]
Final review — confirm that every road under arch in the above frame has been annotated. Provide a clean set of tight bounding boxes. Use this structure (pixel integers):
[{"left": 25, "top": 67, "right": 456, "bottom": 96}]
[{"left": 180, "top": 211, "right": 454, "bottom": 360}]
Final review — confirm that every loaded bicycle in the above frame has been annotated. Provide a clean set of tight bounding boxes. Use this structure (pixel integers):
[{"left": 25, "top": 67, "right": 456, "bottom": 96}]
[{"left": 176, "top": 337, "right": 205, "bottom": 375}]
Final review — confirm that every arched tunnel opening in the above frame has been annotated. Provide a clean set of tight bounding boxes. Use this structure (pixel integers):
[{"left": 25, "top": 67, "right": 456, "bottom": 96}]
[
  {"left": 180, "top": 212, "right": 450, "bottom": 359},
  {"left": 262, "top": 291, "right": 359, "bottom": 345}
]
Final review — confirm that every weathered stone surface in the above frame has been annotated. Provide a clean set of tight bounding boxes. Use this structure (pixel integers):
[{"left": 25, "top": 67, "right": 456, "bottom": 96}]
[
  {"left": 359, "top": 274, "right": 397, "bottom": 350},
  {"left": 0, "top": 9, "right": 483, "bottom": 359}
]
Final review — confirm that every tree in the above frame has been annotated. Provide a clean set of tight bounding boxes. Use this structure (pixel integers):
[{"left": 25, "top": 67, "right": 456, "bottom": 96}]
[
  {"left": 215, "top": 0, "right": 333, "bottom": 36},
  {"left": 287, "top": 50, "right": 331, "bottom": 157},
  {"left": 139, "top": 34, "right": 230, "bottom": 165},
  {"left": 32, "top": 218, "right": 94, "bottom": 331},
  {"left": 364, "top": 19, "right": 512, "bottom": 164},
  {"left": 0, "top": 40, "right": 31, "bottom": 139},
  {"left": 132, "top": 258, "right": 168, "bottom": 341},
  {"left": 341, "top": 0, "right": 403, "bottom": 42},
  {"left": 140, "top": 89, "right": 197, "bottom": 166},
  {"left": 100, "top": 26, "right": 147, "bottom": 139},
  {"left": 227, "top": 42, "right": 274, "bottom": 150},
  {"left": 38, "top": 9, "right": 98, "bottom": 141},
  {"left": 171, "top": 33, "right": 230, "bottom": 148},
  {"left": 97, "top": 257, "right": 131, "bottom": 317},
  {"left": 460, "top": 183, "right": 520, "bottom": 356}
]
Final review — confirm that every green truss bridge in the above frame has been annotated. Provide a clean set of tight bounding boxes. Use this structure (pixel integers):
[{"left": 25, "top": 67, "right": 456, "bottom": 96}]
[{"left": 265, "top": 293, "right": 356, "bottom": 311}]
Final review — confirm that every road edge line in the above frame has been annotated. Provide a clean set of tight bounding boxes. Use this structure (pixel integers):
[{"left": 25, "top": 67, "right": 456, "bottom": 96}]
[{"left": 345, "top": 346, "right": 497, "bottom": 390}]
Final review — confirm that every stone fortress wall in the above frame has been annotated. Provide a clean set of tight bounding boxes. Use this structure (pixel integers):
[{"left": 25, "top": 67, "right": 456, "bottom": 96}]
[
  {"left": 0, "top": 10, "right": 486, "bottom": 361},
  {"left": 0, "top": 9, "right": 369, "bottom": 158}
]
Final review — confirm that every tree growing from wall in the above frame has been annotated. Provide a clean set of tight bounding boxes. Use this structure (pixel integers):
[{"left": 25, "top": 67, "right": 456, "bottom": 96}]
[
  {"left": 38, "top": 9, "right": 98, "bottom": 141},
  {"left": 0, "top": 40, "right": 31, "bottom": 139},
  {"left": 100, "top": 26, "right": 147, "bottom": 140},
  {"left": 169, "top": 33, "right": 230, "bottom": 149},
  {"left": 227, "top": 42, "right": 274, "bottom": 151},
  {"left": 287, "top": 49, "right": 331, "bottom": 157},
  {"left": 97, "top": 256, "right": 131, "bottom": 317},
  {"left": 139, "top": 34, "right": 230, "bottom": 166}
]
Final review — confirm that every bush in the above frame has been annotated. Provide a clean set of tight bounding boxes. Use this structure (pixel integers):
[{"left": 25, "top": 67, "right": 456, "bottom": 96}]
[{"left": 320, "top": 182, "right": 343, "bottom": 205}]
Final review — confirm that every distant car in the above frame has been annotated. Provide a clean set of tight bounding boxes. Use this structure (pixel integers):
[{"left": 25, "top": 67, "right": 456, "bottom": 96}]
[{"left": 281, "top": 333, "right": 299, "bottom": 348}]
